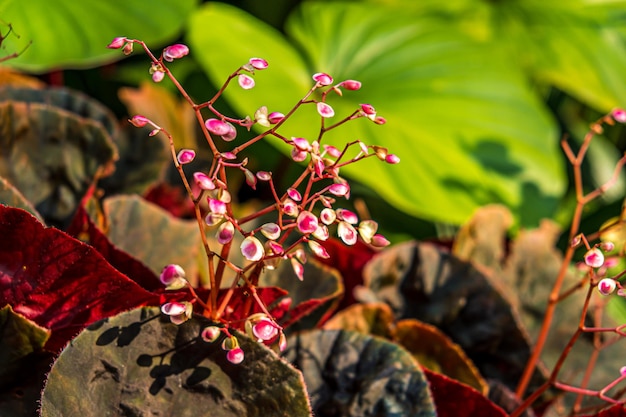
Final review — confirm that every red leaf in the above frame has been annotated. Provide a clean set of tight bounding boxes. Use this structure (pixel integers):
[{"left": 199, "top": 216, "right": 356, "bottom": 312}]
[
  {"left": 423, "top": 368, "right": 507, "bottom": 417},
  {"left": 316, "top": 238, "right": 375, "bottom": 310},
  {"left": 66, "top": 204, "right": 162, "bottom": 291},
  {"left": 0, "top": 205, "right": 162, "bottom": 352},
  {"left": 144, "top": 182, "right": 195, "bottom": 218},
  {"left": 581, "top": 404, "right": 626, "bottom": 417}
]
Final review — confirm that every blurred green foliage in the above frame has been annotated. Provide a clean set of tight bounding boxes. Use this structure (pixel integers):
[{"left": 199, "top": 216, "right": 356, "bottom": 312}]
[{"left": 2, "top": 0, "right": 626, "bottom": 240}]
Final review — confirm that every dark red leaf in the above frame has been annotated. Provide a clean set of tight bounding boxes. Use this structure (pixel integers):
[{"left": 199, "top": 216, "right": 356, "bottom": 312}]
[
  {"left": 66, "top": 204, "right": 163, "bottom": 291},
  {"left": 580, "top": 404, "right": 626, "bottom": 417},
  {"left": 0, "top": 205, "right": 163, "bottom": 352},
  {"left": 316, "top": 238, "right": 375, "bottom": 310},
  {"left": 423, "top": 368, "right": 507, "bottom": 417},
  {"left": 143, "top": 182, "right": 195, "bottom": 219}
]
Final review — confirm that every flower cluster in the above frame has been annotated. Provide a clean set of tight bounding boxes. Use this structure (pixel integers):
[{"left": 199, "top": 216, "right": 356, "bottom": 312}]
[{"left": 110, "top": 38, "right": 397, "bottom": 364}]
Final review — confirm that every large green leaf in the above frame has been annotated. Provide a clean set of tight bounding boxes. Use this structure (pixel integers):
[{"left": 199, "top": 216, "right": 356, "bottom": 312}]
[
  {"left": 0, "top": 0, "right": 198, "bottom": 72},
  {"left": 488, "top": 0, "right": 626, "bottom": 111},
  {"left": 187, "top": 2, "right": 564, "bottom": 227}
]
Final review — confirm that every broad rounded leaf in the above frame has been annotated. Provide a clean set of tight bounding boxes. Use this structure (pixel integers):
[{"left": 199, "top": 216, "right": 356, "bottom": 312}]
[
  {"left": 102, "top": 195, "right": 201, "bottom": 281},
  {"left": 0, "top": 205, "right": 162, "bottom": 352},
  {"left": 0, "top": 0, "right": 199, "bottom": 72},
  {"left": 0, "top": 176, "right": 43, "bottom": 223},
  {"left": 188, "top": 2, "right": 564, "bottom": 227},
  {"left": 363, "top": 241, "right": 548, "bottom": 397},
  {"left": 283, "top": 329, "right": 436, "bottom": 417},
  {"left": 0, "top": 101, "right": 118, "bottom": 226},
  {"left": 323, "top": 302, "right": 395, "bottom": 339},
  {"left": 395, "top": 319, "right": 488, "bottom": 395},
  {"left": 260, "top": 257, "right": 343, "bottom": 331},
  {"left": 424, "top": 368, "right": 507, "bottom": 417},
  {"left": 41, "top": 307, "right": 312, "bottom": 417},
  {"left": 0, "top": 86, "right": 119, "bottom": 139}
]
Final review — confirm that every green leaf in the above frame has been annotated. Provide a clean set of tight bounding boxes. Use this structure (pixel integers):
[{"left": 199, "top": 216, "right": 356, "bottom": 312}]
[
  {"left": 102, "top": 195, "right": 201, "bottom": 280},
  {"left": 0, "top": 305, "right": 50, "bottom": 382},
  {"left": 0, "top": 177, "right": 43, "bottom": 223},
  {"left": 0, "top": 0, "right": 199, "bottom": 73},
  {"left": 188, "top": 2, "right": 564, "bottom": 227},
  {"left": 41, "top": 307, "right": 312, "bottom": 417},
  {"left": 491, "top": 1, "right": 626, "bottom": 111},
  {"left": 0, "top": 306, "right": 53, "bottom": 417},
  {"left": 283, "top": 329, "right": 436, "bottom": 417}
]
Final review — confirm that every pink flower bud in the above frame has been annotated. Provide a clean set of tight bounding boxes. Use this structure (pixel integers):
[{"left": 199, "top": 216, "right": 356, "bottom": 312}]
[
  {"left": 620, "top": 366, "right": 626, "bottom": 376},
  {"left": 205, "top": 212, "right": 224, "bottom": 226},
  {"left": 385, "top": 154, "right": 400, "bottom": 164},
  {"left": 163, "top": 44, "right": 189, "bottom": 62},
  {"left": 336, "top": 208, "right": 358, "bottom": 224},
  {"left": 123, "top": 42, "right": 134, "bottom": 56},
  {"left": 314, "top": 158, "right": 325, "bottom": 178},
  {"left": 177, "top": 149, "right": 196, "bottom": 164},
  {"left": 612, "top": 108, "right": 626, "bottom": 123},
  {"left": 268, "top": 112, "right": 285, "bottom": 124},
  {"left": 252, "top": 318, "right": 280, "bottom": 341},
  {"left": 338, "top": 221, "right": 358, "bottom": 245},
  {"left": 292, "top": 137, "right": 311, "bottom": 152},
  {"left": 291, "top": 258, "right": 304, "bottom": 281},
  {"left": 371, "top": 234, "right": 390, "bottom": 248},
  {"left": 249, "top": 57, "right": 268, "bottom": 70},
  {"left": 598, "top": 278, "right": 617, "bottom": 295},
  {"left": 317, "top": 102, "right": 335, "bottom": 118},
  {"left": 159, "top": 264, "right": 186, "bottom": 286},
  {"left": 323, "top": 145, "right": 341, "bottom": 158},
  {"left": 208, "top": 198, "right": 227, "bottom": 215},
  {"left": 287, "top": 188, "right": 302, "bottom": 202},
  {"left": 600, "top": 241, "right": 615, "bottom": 252},
  {"left": 313, "top": 72, "right": 333, "bottom": 86},
  {"left": 152, "top": 70, "right": 165, "bottom": 83},
  {"left": 193, "top": 172, "right": 216, "bottom": 190},
  {"left": 360, "top": 103, "right": 376, "bottom": 115},
  {"left": 358, "top": 220, "right": 378, "bottom": 243},
  {"left": 205, "top": 118, "right": 231, "bottom": 136},
  {"left": 308, "top": 240, "right": 330, "bottom": 259},
  {"left": 129, "top": 115, "right": 150, "bottom": 128},
  {"left": 221, "top": 152, "right": 237, "bottom": 160},
  {"left": 256, "top": 171, "right": 272, "bottom": 181},
  {"left": 161, "top": 301, "right": 187, "bottom": 316},
  {"left": 374, "top": 116, "right": 387, "bottom": 125},
  {"left": 261, "top": 223, "right": 281, "bottom": 240},
  {"left": 340, "top": 80, "right": 362, "bottom": 91},
  {"left": 238, "top": 74, "right": 255, "bottom": 89},
  {"left": 216, "top": 221, "right": 235, "bottom": 244},
  {"left": 161, "top": 301, "right": 192, "bottom": 324},
  {"left": 266, "top": 240, "right": 284, "bottom": 255},
  {"left": 328, "top": 183, "right": 350, "bottom": 197},
  {"left": 241, "top": 168, "right": 256, "bottom": 190},
  {"left": 221, "top": 123, "right": 238, "bottom": 142},
  {"left": 226, "top": 347, "right": 244, "bottom": 364},
  {"left": 107, "top": 37, "right": 128, "bottom": 49},
  {"left": 584, "top": 248, "right": 604, "bottom": 268},
  {"left": 313, "top": 224, "right": 329, "bottom": 241},
  {"left": 570, "top": 234, "right": 582, "bottom": 247},
  {"left": 297, "top": 211, "right": 319, "bottom": 234},
  {"left": 320, "top": 208, "right": 336, "bottom": 225},
  {"left": 282, "top": 198, "right": 299, "bottom": 217},
  {"left": 201, "top": 326, "right": 221, "bottom": 343},
  {"left": 291, "top": 148, "right": 308, "bottom": 162},
  {"left": 241, "top": 236, "right": 265, "bottom": 261}
]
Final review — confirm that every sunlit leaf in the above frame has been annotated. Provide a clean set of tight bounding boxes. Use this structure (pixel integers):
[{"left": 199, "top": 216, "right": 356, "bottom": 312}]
[
  {"left": 188, "top": 2, "right": 564, "bottom": 227},
  {"left": 0, "top": 0, "right": 199, "bottom": 72},
  {"left": 41, "top": 307, "right": 312, "bottom": 417}
]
